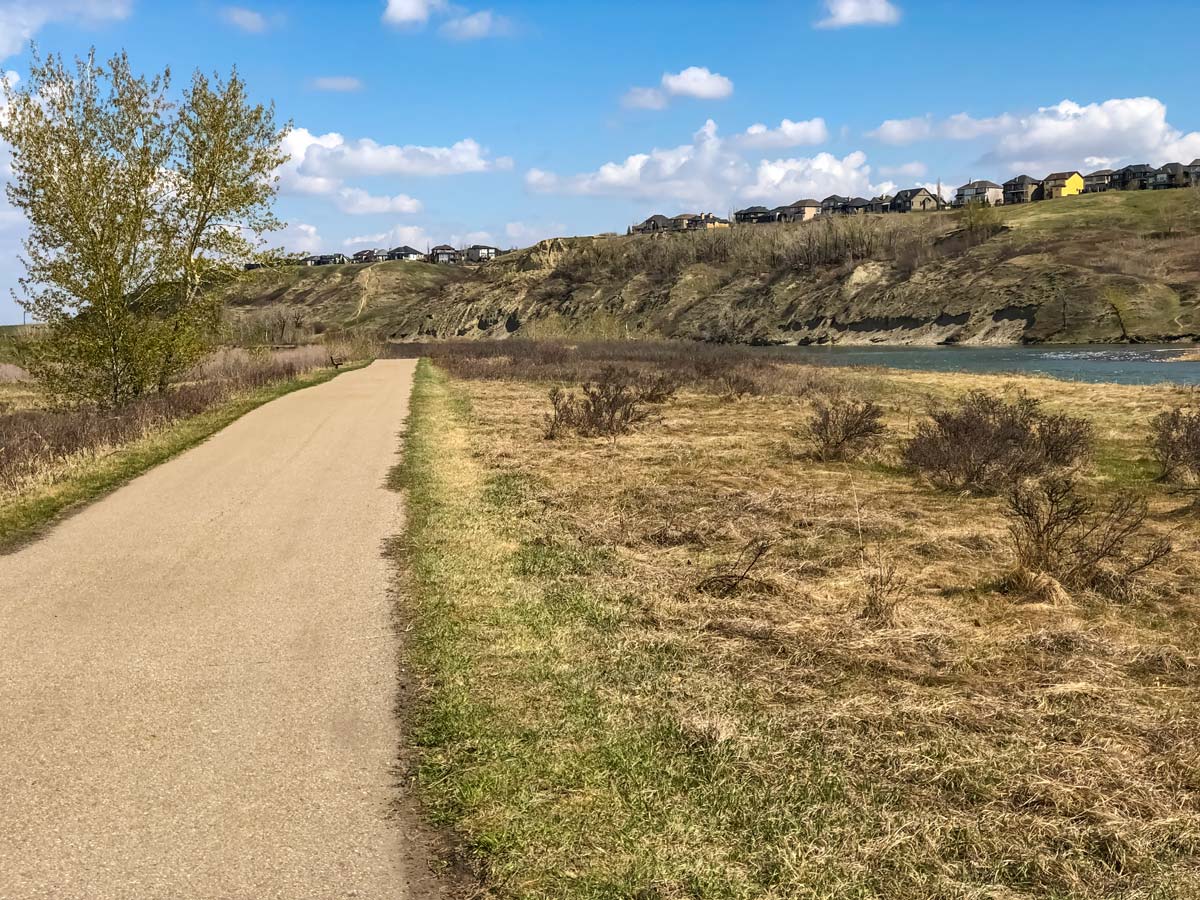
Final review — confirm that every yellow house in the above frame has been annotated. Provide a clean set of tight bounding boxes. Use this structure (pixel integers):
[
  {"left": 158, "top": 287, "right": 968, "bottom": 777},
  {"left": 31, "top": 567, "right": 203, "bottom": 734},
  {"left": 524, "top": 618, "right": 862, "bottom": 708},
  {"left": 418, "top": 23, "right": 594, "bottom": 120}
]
[{"left": 1042, "top": 170, "right": 1084, "bottom": 199}]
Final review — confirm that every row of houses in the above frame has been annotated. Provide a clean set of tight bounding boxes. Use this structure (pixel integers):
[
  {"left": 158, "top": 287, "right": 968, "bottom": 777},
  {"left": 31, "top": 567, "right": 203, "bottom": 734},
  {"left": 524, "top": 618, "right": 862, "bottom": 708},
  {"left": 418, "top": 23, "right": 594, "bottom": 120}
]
[
  {"left": 278, "top": 243, "right": 503, "bottom": 268},
  {"left": 959, "top": 160, "right": 1200, "bottom": 207},
  {"left": 630, "top": 159, "right": 1200, "bottom": 234},
  {"left": 631, "top": 187, "right": 947, "bottom": 232},
  {"left": 627, "top": 212, "right": 732, "bottom": 235}
]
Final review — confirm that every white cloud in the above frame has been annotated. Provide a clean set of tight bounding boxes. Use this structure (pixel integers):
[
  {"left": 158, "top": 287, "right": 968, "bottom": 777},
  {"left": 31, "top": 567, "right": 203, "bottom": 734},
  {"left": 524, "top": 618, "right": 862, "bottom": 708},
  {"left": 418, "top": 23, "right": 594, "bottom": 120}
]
[
  {"left": 383, "top": 0, "right": 510, "bottom": 39},
  {"left": 621, "top": 87, "right": 667, "bottom": 110},
  {"left": 526, "top": 119, "right": 747, "bottom": 210},
  {"left": 527, "top": 118, "right": 893, "bottom": 211},
  {"left": 738, "top": 117, "right": 829, "bottom": 149},
  {"left": 300, "top": 135, "right": 511, "bottom": 178},
  {"left": 279, "top": 128, "right": 511, "bottom": 203},
  {"left": 219, "top": 6, "right": 271, "bottom": 33},
  {"left": 311, "top": 76, "right": 363, "bottom": 92},
  {"left": 661, "top": 66, "right": 733, "bottom": 100},
  {"left": 869, "top": 112, "right": 1015, "bottom": 145},
  {"left": 984, "top": 97, "right": 1200, "bottom": 172},
  {"left": 744, "top": 151, "right": 892, "bottom": 201},
  {"left": 879, "top": 161, "right": 927, "bottom": 178},
  {"left": 277, "top": 127, "right": 344, "bottom": 195},
  {"left": 816, "top": 0, "right": 901, "bottom": 29},
  {"left": 382, "top": 0, "right": 444, "bottom": 25},
  {"left": 0, "top": 0, "right": 133, "bottom": 60},
  {"left": 280, "top": 222, "right": 322, "bottom": 253},
  {"left": 623, "top": 66, "right": 733, "bottom": 111},
  {"left": 440, "top": 10, "right": 510, "bottom": 39},
  {"left": 505, "top": 221, "right": 565, "bottom": 245},
  {"left": 868, "top": 116, "right": 932, "bottom": 144},
  {"left": 335, "top": 187, "right": 422, "bottom": 215},
  {"left": 871, "top": 96, "right": 1200, "bottom": 172}
]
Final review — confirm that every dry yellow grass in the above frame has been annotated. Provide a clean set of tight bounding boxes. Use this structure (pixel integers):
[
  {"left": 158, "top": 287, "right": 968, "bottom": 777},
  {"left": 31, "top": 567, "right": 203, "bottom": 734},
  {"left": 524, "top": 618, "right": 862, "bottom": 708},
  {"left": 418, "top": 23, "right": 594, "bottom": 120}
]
[{"left": 400, "top": 358, "right": 1200, "bottom": 898}]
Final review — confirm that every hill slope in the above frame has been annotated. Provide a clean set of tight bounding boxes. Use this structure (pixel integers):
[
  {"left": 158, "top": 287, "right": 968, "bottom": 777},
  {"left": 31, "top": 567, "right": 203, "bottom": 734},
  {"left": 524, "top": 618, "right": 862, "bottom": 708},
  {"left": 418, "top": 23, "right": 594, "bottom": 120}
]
[{"left": 225, "top": 190, "right": 1200, "bottom": 345}]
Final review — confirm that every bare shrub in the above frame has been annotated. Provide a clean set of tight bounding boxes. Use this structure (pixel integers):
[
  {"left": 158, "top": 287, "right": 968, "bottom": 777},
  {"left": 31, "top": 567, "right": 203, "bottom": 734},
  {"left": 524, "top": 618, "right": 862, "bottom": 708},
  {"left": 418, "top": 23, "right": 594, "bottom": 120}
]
[
  {"left": 1150, "top": 406, "right": 1200, "bottom": 483},
  {"left": 696, "top": 538, "right": 773, "bottom": 597},
  {"left": 858, "top": 544, "right": 908, "bottom": 626},
  {"left": 542, "top": 366, "right": 673, "bottom": 444},
  {"left": 714, "top": 369, "right": 758, "bottom": 399},
  {"left": 904, "top": 391, "right": 1092, "bottom": 494},
  {"left": 803, "top": 394, "right": 886, "bottom": 461},
  {"left": 1004, "top": 476, "right": 1172, "bottom": 601},
  {"left": 544, "top": 386, "right": 579, "bottom": 440}
]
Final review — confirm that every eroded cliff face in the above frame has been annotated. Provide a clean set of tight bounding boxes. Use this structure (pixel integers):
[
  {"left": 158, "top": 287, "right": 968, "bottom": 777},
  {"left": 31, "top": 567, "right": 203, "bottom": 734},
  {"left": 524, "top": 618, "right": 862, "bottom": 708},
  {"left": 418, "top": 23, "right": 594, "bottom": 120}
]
[
  {"left": 228, "top": 193, "right": 1200, "bottom": 346},
  {"left": 378, "top": 244, "right": 1198, "bottom": 346}
]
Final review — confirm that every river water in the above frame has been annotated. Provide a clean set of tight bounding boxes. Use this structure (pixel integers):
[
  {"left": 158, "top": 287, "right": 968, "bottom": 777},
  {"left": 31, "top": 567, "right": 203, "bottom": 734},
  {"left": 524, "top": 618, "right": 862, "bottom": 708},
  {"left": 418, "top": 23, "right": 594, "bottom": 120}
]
[{"left": 776, "top": 344, "right": 1200, "bottom": 386}]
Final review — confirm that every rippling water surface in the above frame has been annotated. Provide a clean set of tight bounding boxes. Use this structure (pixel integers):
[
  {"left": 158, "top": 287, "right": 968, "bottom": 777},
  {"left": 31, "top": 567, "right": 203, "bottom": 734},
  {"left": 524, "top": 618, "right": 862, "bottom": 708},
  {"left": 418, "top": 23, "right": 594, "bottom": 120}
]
[{"left": 776, "top": 344, "right": 1200, "bottom": 386}]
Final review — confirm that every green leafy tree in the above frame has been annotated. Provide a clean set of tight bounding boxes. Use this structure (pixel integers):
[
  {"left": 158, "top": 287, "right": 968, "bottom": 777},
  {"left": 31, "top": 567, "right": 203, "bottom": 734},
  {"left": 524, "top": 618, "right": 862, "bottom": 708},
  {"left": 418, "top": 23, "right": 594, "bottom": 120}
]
[{"left": 0, "top": 50, "right": 288, "bottom": 406}]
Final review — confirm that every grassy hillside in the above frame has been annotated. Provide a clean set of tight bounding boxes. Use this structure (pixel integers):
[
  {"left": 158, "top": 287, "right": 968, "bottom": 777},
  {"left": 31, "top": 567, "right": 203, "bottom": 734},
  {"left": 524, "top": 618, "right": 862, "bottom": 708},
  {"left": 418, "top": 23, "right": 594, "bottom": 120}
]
[
  {"left": 225, "top": 190, "right": 1200, "bottom": 345},
  {"left": 0, "top": 325, "right": 39, "bottom": 365},
  {"left": 220, "top": 258, "right": 469, "bottom": 334}
]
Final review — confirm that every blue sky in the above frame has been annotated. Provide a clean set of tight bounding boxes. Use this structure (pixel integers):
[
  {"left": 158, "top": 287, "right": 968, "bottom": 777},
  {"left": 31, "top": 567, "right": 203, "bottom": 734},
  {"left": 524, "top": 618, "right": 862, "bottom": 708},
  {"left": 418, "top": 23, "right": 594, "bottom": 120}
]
[{"left": 2, "top": 0, "right": 1199, "bottom": 323}]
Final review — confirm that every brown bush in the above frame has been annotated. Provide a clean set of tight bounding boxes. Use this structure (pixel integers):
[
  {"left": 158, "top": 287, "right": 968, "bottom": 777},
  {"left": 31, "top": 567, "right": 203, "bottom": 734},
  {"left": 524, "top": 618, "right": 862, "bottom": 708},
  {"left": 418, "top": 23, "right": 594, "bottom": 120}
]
[
  {"left": 1004, "top": 476, "right": 1172, "bottom": 601},
  {"left": 1150, "top": 406, "right": 1200, "bottom": 483},
  {"left": 803, "top": 394, "right": 886, "bottom": 461},
  {"left": 904, "top": 391, "right": 1092, "bottom": 494},
  {"left": 543, "top": 366, "right": 674, "bottom": 444}
]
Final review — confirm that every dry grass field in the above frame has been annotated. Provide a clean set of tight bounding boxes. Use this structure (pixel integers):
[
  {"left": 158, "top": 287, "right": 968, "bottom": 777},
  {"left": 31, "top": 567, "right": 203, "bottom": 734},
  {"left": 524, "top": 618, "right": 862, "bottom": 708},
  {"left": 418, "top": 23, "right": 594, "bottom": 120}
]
[{"left": 396, "top": 344, "right": 1200, "bottom": 899}]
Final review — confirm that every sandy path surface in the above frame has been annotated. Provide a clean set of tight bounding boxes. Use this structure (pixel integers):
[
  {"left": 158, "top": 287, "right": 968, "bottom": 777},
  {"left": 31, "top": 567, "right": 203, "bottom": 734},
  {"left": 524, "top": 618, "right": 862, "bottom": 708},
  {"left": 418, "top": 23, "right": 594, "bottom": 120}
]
[{"left": 0, "top": 359, "right": 429, "bottom": 899}]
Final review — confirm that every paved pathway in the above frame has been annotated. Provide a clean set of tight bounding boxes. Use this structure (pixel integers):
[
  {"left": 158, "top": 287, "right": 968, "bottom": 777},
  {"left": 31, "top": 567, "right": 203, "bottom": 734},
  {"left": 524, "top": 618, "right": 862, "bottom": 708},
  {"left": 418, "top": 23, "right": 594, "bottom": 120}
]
[{"left": 0, "top": 360, "right": 426, "bottom": 899}]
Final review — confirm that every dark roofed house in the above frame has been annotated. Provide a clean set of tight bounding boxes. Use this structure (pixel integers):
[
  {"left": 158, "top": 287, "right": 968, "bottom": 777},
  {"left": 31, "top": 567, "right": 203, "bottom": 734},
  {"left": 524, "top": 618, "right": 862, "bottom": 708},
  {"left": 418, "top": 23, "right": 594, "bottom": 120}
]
[
  {"left": 822, "top": 195, "right": 851, "bottom": 215},
  {"left": 1083, "top": 169, "right": 1115, "bottom": 193},
  {"left": 1112, "top": 164, "right": 1154, "bottom": 191},
  {"left": 353, "top": 248, "right": 388, "bottom": 263},
  {"left": 466, "top": 244, "right": 500, "bottom": 262},
  {"left": 314, "top": 253, "right": 349, "bottom": 266},
  {"left": 630, "top": 214, "right": 673, "bottom": 234},
  {"left": 847, "top": 198, "right": 871, "bottom": 215},
  {"left": 891, "top": 187, "right": 940, "bottom": 213},
  {"left": 1188, "top": 160, "right": 1200, "bottom": 187},
  {"left": 429, "top": 245, "right": 459, "bottom": 264},
  {"left": 734, "top": 206, "right": 773, "bottom": 224},
  {"left": 1150, "top": 163, "right": 1188, "bottom": 190},
  {"left": 387, "top": 245, "right": 424, "bottom": 261},
  {"left": 868, "top": 195, "right": 893, "bottom": 214},
  {"left": 1003, "top": 175, "right": 1043, "bottom": 204}
]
